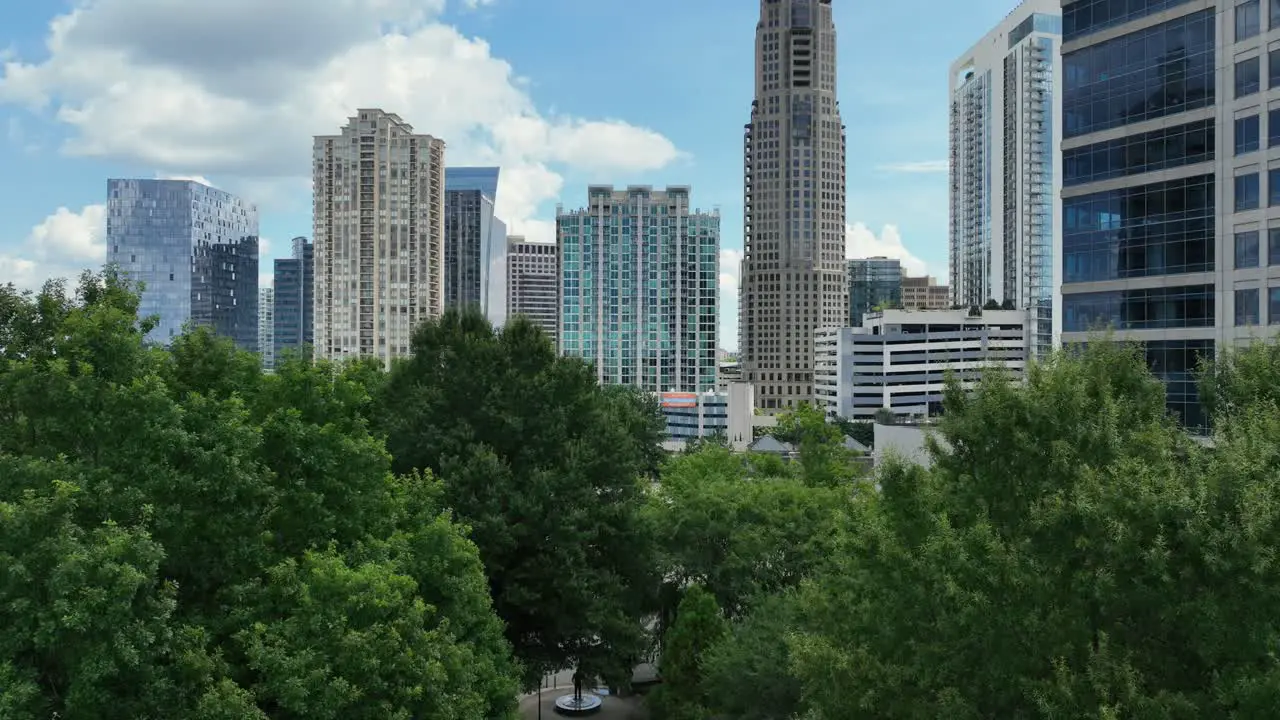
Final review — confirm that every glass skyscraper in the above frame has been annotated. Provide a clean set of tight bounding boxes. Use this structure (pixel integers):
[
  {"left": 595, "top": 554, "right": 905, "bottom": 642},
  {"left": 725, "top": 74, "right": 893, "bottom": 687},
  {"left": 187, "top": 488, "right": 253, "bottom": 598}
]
[
  {"left": 273, "top": 236, "right": 314, "bottom": 362},
  {"left": 950, "top": 0, "right": 1061, "bottom": 360},
  {"left": 557, "top": 186, "right": 720, "bottom": 393},
  {"left": 444, "top": 167, "right": 507, "bottom": 327},
  {"left": 443, "top": 166, "right": 500, "bottom": 202},
  {"left": 1059, "top": 0, "right": 1241, "bottom": 429},
  {"left": 847, "top": 257, "right": 903, "bottom": 326},
  {"left": 106, "top": 178, "right": 259, "bottom": 350}
]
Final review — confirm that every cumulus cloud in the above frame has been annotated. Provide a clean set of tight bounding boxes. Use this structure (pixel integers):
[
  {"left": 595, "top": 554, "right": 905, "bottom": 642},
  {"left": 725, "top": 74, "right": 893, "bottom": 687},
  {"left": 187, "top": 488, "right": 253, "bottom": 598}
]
[
  {"left": 877, "top": 160, "right": 947, "bottom": 174},
  {"left": 156, "top": 172, "right": 216, "bottom": 187},
  {"left": 1, "top": 204, "right": 106, "bottom": 290},
  {"left": 0, "top": 0, "right": 681, "bottom": 250},
  {"left": 845, "top": 222, "right": 928, "bottom": 276}
]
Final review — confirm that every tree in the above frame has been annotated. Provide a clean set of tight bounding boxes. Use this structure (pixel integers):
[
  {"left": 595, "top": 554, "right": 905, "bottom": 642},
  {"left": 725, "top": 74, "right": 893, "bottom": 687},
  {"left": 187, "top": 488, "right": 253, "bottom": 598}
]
[
  {"left": 771, "top": 403, "right": 861, "bottom": 488},
  {"left": 646, "top": 446, "right": 848, "bottom": 621},
  {"left": 0, "top": 271, "right": 518, "bottom": 718},
  {"left": 1000, "top": 297, "right": 1016, "bottom": 310},
  {"left": 789, "top": 341, "right": 1280, "bottom": 717},
  {"left": 982, "top": 298, "right": 1001, "bottom": 310},
  {"left": 374, "top": 308, "right": 664, "bottom": 688},
  {"left": 702, "top": 591, "right": 806, "bottom": 720},
  {"left": 648, "top": 586, "right": 728, "bottom": 720}
]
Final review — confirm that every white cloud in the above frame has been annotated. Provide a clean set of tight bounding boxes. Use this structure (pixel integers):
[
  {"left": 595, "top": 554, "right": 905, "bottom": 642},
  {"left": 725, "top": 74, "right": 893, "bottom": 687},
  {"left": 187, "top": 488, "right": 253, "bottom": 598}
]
[
  {"left": 0, "top": 0, "right": 682, "bottom": 258},
  {"left": 845, "top": 222, "right": 928, "bottom": 276},
  {"left": 1, "top": 204, "right": 106, "bottom": 290},
  {"left": 718, "top": 248, "right": 743, "bottom": 352},
  {"left": 463, "top": 0, "right": 496, "bottom": 8},
  {"left": 718, "top": 248, "right": 741, "bottom": 294},
  {"left": 877, "top": 160, "right": 947, "bottom": 174}
]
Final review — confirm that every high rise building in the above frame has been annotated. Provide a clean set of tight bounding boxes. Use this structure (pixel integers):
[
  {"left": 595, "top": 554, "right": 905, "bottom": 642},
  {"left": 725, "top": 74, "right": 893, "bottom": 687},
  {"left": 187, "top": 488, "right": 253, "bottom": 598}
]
[
  {"left": 258, "top": 286, "right": 275, "bottom": 369},
  {"left": 901, "top": 275, "right": 952, "bottom": 310},
  {"left": 950, "top": 0, "right": 1062, "bottom": 359},
  {"left": 557, "top": 186, "right": 720, "bottom": 393},
  {"left": 313, "top": 109, "right": 445, "bottom": 368},
  {"left": 444, "top": 166, "right": 500, "bottom": 201},
  {"left": 848, "top": 257, "right": 903, "bottom": 326},
  {"left": 1059, "top": 0, "right": 1247, "bottom": 430},
  {"left": 444, "top": 169, "right": 507, "bottom": 327},
  {"left": 507, "top": 236, "right": 559, "bottom": 343},
  {"left": 739, "top": 0, "right": 849, "bottom": 411},
  {"left": 106, "top": 178, "right": 259, "bottom": 350},
  {"left": 273, "top": 236, "right": 314, "bottom": 362}
]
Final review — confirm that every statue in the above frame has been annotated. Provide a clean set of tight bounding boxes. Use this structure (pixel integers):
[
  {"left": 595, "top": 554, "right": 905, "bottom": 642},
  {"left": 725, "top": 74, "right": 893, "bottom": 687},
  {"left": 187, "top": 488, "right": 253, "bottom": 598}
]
[{"left": 572, "top": 669, "right": 583, "bottom": 702}]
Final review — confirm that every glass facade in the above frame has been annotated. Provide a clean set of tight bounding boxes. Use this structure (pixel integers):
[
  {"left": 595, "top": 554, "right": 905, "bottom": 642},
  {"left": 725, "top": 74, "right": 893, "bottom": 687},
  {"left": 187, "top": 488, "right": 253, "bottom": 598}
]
[
  {"left": 443, "top": 167, "right": 499, "bottom": 203},
  {"left": 847, "top": 257, "right": 902, "bottom": 326},
  {"left": 1063, "top": 175, "right": 1215, "bottom": 284},
  {"left": 558, "top": 186, "right": 719, "bottom": 393},
  {"left": 443, "top": 188, "right": 508, "bottom": 327},
  {"left": 1064, "top": 119, "right": 1213, "bottom": 186},
  {"left": 1062, "top": 284, "right": 1214, "bottom": 332},
  {"left": 106, "top": 179, "right": 259, "bottom": 350},
  {"left": 1063, "top": 0, "right": 1193, "bottom": 41},
  {"left": 1063, "top": 10, "right": 1215, "bottom": 138},
  {"left": 273, "top": 237, "right": 313, "bottom": 362}
]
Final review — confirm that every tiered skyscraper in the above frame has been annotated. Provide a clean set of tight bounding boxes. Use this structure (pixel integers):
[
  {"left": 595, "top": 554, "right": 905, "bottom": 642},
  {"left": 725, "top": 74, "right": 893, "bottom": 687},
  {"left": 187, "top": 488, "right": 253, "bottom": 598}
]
[
  {"left": 106, "top": 178, "right": 259, "bottom": 350},
  {"left": 950, "top": 1, "right": 1062, "bottom": 359},
  {"left": 739, "top": 0, "right": 848, "bottom": 412},
  {"left": 557, "top": 186, "right": 720, "bottom": 393},
  {"left": 312, "top": 109, "right": 446, "bottom": 368}
]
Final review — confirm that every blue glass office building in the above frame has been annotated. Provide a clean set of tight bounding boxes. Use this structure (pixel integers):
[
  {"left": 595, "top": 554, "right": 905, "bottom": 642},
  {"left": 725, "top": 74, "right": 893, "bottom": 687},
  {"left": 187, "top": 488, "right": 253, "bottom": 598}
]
[
  {"left": 107, "top": 179, "right": 259, "bottom": 350},
  {"left": 444, "top": 167, "right": 500, "bottom": 202},
  {"left": 558, "top": 185, "right": 719, "bottom": 393},
  {"left": 1059, "top": 0, "right": 1280, "bottom": 429},
  {"left": 273, "top": 236, "right": 314, "bottom": 362},
  {"left": 444, "top": 167, "right": 507, "bottom": 327}
]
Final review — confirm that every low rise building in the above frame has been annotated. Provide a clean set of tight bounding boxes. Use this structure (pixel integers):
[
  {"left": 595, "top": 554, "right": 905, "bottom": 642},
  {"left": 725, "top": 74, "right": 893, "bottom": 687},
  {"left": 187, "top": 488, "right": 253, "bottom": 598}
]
[
  {"left": 901, "top": 275, "right": 951, "bottom": 310},
  {"left": 659, "top": 382, "right": 767, "bottom": 452},
  {"left": 814, "top": 308, "right": 1028, "bottom": 421}
]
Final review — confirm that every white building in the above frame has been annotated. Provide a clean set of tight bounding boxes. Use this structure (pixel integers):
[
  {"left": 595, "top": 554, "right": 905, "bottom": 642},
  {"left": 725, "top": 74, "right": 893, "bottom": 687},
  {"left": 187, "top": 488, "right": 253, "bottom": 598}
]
[
  {"left": 739, "top": 0, "right": 850, "bottom": 412},
  {"left": 658, "top": 382, "right": 771, "bottom": 453},
  {"left": 258, "top": 286, "right": 274, "bottom": 370},
  {"left": 949, "top": 1, "right": 1062, "bottom": 359},
  {"left": 312, "top": 109, "right": 446, "bottom": 368},
  {"left": 813, "top": 308, "right": 1028, "bottom": 420}
]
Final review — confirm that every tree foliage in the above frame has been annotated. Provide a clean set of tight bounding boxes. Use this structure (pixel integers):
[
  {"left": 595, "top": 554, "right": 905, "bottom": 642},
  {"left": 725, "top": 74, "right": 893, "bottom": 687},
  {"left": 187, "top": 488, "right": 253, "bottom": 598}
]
[
  {"left": 373, "top": 308, "right": 665, "bottom": 688},
  {"left": 647, "top": 586, "right": 728, "bottom": 720},
  {"left": 787, "top": 341, "right": 1280, "bottom": 717},
  {"left": 0, "top": 272, "right": 518, "bottom": 719}
]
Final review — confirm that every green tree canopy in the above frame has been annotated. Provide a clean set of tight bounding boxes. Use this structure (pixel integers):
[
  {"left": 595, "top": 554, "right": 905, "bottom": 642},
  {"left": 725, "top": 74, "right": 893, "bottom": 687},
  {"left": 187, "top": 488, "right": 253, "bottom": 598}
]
[
  {"left": 647, "top": 585, "right": 728, "bottom": 720},
  {"left": 787, "top": 341, "right": 1280, "bottom": 717},
  {"left": 373, "top": 308, "right": 665, "bottom": 688},
  {"left": 0, "top": 272, "right": 517, "bottom": 719}
]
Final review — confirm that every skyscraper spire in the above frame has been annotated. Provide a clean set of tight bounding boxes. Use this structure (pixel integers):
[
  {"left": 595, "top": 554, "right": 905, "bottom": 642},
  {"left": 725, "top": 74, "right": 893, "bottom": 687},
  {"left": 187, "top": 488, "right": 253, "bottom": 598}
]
[{"left": 739, "top": 0, "right": 848, "bottom": 412}]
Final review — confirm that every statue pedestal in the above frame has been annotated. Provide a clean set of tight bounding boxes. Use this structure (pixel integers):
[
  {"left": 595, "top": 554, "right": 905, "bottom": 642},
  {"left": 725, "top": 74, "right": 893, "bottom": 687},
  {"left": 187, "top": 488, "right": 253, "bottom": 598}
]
[{"left": 553, "top": 692, "right": 603, "bottom": 716}]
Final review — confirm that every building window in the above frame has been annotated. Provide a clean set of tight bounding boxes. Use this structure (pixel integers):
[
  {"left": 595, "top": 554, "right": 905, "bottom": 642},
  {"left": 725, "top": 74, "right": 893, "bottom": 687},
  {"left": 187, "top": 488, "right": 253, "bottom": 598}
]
[
  {"left": 1269, "top": 228, "right": 1280, "bottom": 265},
  {"left": 1270, "top": 287, "right": 1280, "bottom": 324},
  {"left": 1236, "top": 288, "right": 1261, "bottom": 326},
  {"left": 1236, "top": 230, "right": 1261, "bottom": 268},
  {"left": 1271, "top": 169, "right": 1280, "bottom": 206},
  {"left": 1239, "top": 0, "right": 1262, "bottom": 39},
  {"left": 1236, "top": 114, "right": 1261, "bottom": 154},
  {"left": 1271, "top": 109, "right": 1280, "bottom": 147},
  {"left": 1272, "top": 49, "right": 1280, "bottom": 88},
  {"left": 1063, "top": 285, "right": 1215, "bottom": 332},
  {"left": 1273, "top": 0, "right": 1280, "bottom": 28},
  {"left": 1237, "top": 173, "right": 1261, "bottom": 210},
  {"left": 1237, "top": 57, "right": 1261, "bottom": 98}
]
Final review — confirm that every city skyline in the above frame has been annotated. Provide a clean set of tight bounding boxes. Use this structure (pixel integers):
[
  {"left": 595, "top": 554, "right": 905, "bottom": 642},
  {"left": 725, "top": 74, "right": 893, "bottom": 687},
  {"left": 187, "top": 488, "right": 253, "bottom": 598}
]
[{"left": 0, "top": 0, "right": 1028, "bottom": 352}]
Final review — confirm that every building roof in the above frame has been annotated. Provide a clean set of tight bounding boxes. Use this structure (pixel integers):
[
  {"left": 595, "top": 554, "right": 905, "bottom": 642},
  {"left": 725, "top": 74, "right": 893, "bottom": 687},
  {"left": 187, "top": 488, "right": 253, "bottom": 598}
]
[{"left": 750, "top": 435, "right": 795, "bottom": 453}]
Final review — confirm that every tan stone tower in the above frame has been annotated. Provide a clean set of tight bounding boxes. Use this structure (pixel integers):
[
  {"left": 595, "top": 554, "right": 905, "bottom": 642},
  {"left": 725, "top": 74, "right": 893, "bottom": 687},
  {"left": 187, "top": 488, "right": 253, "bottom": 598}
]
[{"left": 739, "top": 0, "right": 849, "bottom": 412}]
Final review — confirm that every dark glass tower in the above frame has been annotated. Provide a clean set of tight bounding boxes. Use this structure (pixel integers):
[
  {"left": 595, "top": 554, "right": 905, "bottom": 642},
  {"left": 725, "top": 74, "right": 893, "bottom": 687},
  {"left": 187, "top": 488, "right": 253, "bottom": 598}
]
[
  {"left": 273, "top": 237, "right": 314, "bottom": 362},
  {"left": 106, "top": 179, "right": 259, "bottom": 350}
]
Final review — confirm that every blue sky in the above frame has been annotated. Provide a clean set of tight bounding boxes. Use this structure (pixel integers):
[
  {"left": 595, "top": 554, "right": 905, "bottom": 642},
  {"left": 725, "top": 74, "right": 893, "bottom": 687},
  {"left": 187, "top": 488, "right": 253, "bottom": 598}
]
[{"left": 0, "top": 0, "right": 1024, "bottom": 351}]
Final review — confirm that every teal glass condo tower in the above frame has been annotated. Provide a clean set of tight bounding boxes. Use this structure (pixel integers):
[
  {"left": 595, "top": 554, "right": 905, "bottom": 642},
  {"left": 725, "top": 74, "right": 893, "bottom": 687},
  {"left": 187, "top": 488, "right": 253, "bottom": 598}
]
[{"left": 557, "top": 186, "right": 720, "bottom": 393}]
